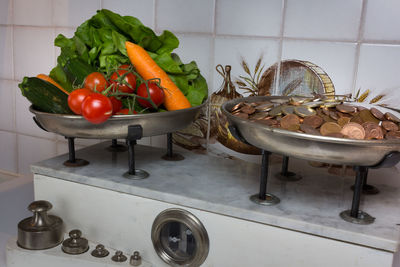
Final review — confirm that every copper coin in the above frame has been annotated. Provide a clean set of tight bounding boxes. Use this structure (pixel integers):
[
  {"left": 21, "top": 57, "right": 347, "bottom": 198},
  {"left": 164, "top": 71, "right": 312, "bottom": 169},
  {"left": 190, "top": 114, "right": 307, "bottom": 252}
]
[
  {"left": 303, "top": 115, "right": 324, "bottom": 128},
  {"left": 300, "top": 124, "right": 320, "bottom": 135},
  {"left": 231, "top": 102, "right": 243, "bottom": 112},
  {"left": 350, "top": 114, "right": 363, "bottom": 125},
  {"left": 250, "top": 112, "right": 269, "bottom": 120},
  {"left": 340, "top": 122, "right": 365, "bottom": 140},
  {"left": 234, "top": 112, "right": 248, "bottom": 119},
  {"left": 337, "top": 112, "right": 351, "bottom": 118},
  {"left": 280, "top": 114, "right": 300, "bottom": 130},
  {"left": 240, "top": 104, "right": 256, "bottom": 115},
  {"left": 385, "top": 131, "right": 400, "bottom": 140},
  {"left": 359, "top": 109, "right": 379, "bottom": 123},
  {"left": 381, "top": 120, "right": 399, "bottom": 131},
  {"left": 385, "top": 112, "right": 400, "bottom": 123},
  {"left": 370, "top": 108, "right": 385, "bottom": 121},
  {"left": 362, "top": 122, "right": 384, "bottom": 140},
  {"left": 320, "top": 122, "right": 342, "bottom": 136},
  {"left": 322, "top": 115, "right": 335, "bottom": 123},
  {"left": 329, "top": 111, "right": 339, "bottom": 121},
  {"left": 287, "top": 124, "right": 300, "bottom": 131},
  {"left": 337, "top": 117, "right": 351, "bottom": 127},
  {"left": 336, "top": 104, "right": 356, "bottom": 113},
  {"left": 356, "top": 106, "right": 367, "bottom": 111}
]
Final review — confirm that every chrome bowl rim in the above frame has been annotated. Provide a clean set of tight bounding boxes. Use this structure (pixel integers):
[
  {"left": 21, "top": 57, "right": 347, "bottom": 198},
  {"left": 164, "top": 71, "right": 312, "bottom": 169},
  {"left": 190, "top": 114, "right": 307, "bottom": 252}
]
[{"left": 221, "top": 96, "right": 400, "bottom": 147}]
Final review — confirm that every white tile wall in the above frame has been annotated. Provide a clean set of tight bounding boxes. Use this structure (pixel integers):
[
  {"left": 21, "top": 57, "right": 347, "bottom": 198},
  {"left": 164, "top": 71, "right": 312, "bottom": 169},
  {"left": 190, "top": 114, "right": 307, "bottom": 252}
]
[
  {"left": 284, "top": 0, "right": 363, "bottom": 41},
  {"left": 1, "top": 0, "right": 400, "bottom": 175},
  {"left": 281, "top": 40, "right": 357, "bottom": 95},
  {"left": 216, "top": 0, "right": 282, "bottom": 37},
  {"left": 175, "top": 34, "right": 214, "bottom": 85},
  {"left": 156, "top": 0, "right": 215, "bottom": 33},
  {"left": 0, "top": 0, "right": 12, "bottom": 25},
  {"left": 15, "top": 89, "right": 56, "bottom": 139},
  {"left": 13, "top": 0, "right": 53, "bottom": 26},
  {"left": 0, "top": 80, "right": 16, "bottom": 131},
  {"left": 213, "top": 37, "right": 280, "bottom": 94},
  {"left": 17, "top": 134, "right": 56, "bottom": 175},
  {"left": 13, "top": 27, "right": 55, "bottom": 81},
  {"left": 0, "top": 26, "right": 13, "bottom": 79},
  {"left": 355, "top": 44, "right": 400, "bottom": 106},
  {"left": 53, "top": 0, "right": 101, "bottom": 27},
  {"left": 363, "top": 0, "right": 400, "bottom": 41},
  {"left": 102, "top": 0, "right": 155, "bottom": 29},
  {"left": 0, "top": 131, "right": 17, "bottom": 173}
]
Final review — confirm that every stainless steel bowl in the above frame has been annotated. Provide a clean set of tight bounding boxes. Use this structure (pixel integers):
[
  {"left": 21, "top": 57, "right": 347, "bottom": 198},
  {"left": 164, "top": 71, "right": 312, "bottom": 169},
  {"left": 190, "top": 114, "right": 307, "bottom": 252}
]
[
  {"left": 222, "top": 96, "right": 400, "bottom": 166},
  {"left": 30, "top": 102, "right": 205, "bottom": 139}
]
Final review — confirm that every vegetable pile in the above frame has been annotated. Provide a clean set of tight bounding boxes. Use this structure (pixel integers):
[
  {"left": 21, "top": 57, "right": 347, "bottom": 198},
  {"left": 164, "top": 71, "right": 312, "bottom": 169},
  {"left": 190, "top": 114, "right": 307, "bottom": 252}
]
[{"left": 19, "top": 9, "right": 208, "bottom": 124}]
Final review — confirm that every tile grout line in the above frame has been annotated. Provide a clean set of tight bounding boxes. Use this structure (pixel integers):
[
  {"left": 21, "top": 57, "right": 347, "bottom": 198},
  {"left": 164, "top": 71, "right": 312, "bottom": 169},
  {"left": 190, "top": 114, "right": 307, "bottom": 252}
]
[
  {"left": 11, "top": 0, "right": 19, "bottom": 173},
  {"left": 205, "top": 0, "right": 218, "bottom": 153},
  {"left": 151, "top": 0, "right": 158, "bottom": 146},
  {"left": 153, "top": 0, "right": 157, "bottom": 31},
  {"left": 3, "top": 25, "right": 400, "bottom": 46},
  {"left": 273, "top": 0, "right": 287, "bottom": 96},
  {"left": 351, "top": 0, "right": 369, "bottom": 98}
]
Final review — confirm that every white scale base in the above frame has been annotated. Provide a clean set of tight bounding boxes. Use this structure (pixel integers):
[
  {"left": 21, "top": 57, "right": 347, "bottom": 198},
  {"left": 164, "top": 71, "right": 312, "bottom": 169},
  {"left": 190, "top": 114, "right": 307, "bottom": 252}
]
[{"left": 5, "top": 143, "right": 400, "bottom": 266}]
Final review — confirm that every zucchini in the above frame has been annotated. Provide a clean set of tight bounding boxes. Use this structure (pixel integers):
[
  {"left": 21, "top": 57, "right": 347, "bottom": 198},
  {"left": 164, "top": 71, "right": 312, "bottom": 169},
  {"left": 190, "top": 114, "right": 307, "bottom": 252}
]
[
  {"left": 63, "top": 58, "right": 96, "bottom": 87},
  {"left": 19, "top": 77, "right": 72, "bottom": 114}
]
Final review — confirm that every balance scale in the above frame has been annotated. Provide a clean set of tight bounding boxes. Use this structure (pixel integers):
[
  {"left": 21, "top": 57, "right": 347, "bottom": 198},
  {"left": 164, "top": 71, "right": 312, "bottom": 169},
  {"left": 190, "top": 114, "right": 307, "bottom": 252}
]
[{"left": 6, "top": 142, "right": 400, "bottom": 266}]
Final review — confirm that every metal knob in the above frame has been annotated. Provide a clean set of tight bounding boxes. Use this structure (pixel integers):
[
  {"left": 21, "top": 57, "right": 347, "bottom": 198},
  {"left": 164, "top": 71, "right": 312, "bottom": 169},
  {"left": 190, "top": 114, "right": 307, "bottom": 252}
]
[
  {"left": 112, "top": 250, "right": 127, "bottom": 262},
  {"left": 91, "top": 244, "right": 109, "bottom": 258},
  {"left": 130, "top": 251, "right": 142, "bottom": 266},
  {"left": 62, "top": 229, "right": 89, "bottom": 255},
  {"left": 17, "top": 200, "right": 64, "bottom": 250}
]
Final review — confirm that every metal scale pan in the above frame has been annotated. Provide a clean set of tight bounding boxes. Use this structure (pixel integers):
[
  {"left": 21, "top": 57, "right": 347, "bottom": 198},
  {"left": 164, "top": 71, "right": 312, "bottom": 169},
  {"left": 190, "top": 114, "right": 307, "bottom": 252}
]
[
  {"left": 30, "top": 104, "right": 204, "bottom": 139},
  {"left": 30, "top": 103, "right": 205, "bottom": 179},
  {"left": 221, "top": 96, "right": 400, "bottom": 225}
]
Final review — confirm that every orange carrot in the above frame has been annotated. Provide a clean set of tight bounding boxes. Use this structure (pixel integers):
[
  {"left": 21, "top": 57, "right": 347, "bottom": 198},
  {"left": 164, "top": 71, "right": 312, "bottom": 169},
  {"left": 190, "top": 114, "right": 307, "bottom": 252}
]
[
  {"left": 37, "top": 74, "right": 70, "bottom": 95},
  {"left": 125, "top": 41, "right": 191, "bottom": 111}
]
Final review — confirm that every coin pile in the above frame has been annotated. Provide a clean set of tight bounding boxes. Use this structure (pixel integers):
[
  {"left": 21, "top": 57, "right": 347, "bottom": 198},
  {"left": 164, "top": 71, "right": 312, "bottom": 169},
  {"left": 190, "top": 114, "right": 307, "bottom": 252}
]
[{"left": 230, "top": 97, "right": 400, "bottom": 140}]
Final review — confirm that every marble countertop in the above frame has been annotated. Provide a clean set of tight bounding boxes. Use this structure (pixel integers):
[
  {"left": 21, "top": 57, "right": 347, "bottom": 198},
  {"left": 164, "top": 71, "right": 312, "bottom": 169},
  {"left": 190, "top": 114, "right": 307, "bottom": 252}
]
[{"left": 31, "top": 142, "right": 400, "bottom": 252}]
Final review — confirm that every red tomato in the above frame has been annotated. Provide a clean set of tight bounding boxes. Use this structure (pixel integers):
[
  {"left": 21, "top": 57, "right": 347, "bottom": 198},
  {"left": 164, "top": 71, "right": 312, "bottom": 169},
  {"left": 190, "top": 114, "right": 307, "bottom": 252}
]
[
  {"left": 84, "top": 72, "right": 108, "bottom": 92},
  {"left": 81, "top": 93, "right": 113, "bottom": 124},
  {"left": 109, "top": 96, "right": 123, "bottom": 114},
  {"left": 110, "top": 66, "right": 137, "bottom": 93},
  {"left": 117, "top": 108, "right": 137, "bottom": 115},
  {"left": 136, "top": 82, "right": 165, "bottom": 108},
  {"left": 68, "top": 88, "right": 93, "bottom": 115}
]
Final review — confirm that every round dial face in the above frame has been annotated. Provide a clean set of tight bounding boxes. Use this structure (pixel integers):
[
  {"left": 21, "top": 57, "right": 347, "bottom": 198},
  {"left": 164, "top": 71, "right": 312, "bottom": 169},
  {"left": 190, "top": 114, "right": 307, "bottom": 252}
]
[
  {"left": 152, "top": 209, "right": 209, "bottom": 266},
  {"left": 160, "top": 221, "right": 197, "bottom": 262}
]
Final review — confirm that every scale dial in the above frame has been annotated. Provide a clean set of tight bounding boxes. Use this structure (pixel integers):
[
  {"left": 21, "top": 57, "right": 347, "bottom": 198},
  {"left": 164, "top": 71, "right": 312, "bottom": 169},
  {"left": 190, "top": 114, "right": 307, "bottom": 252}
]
[{"left": 151, "top": 209, "right": 209, "bottom": 266}]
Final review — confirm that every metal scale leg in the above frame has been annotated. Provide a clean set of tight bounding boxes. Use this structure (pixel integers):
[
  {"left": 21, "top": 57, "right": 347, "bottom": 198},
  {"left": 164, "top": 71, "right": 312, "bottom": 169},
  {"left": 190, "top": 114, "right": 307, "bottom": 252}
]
[
  {"left": 123, "top": 125, "right": 149, "bottom": 179},
  {"left": 250, "top": 150, "right": 280, "bottom": 206},
  {"left": 162, "top": 133, "right": 184, "bottom": 161},
  {"left": 107, "top": 139, "right": 128, "bottom": 152},
  {"left": 275, "top": 156, "right": 302, "bottom": 181},
  {"left": 340, "top": 166, "right": 375, "bottom": 225},
  {"left": 350, "top": 168, "right": 379, "bottom": 195},
  {"left": 63, "top": 137, "right": 89, "bottom": 167}
]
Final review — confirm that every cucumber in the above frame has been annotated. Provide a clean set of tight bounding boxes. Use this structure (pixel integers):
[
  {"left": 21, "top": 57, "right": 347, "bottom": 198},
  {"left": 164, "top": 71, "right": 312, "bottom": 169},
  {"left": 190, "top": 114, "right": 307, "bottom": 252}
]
[
  {"left": 19, "top": 77, "right": 72, "bottom": 114},
  {"left": 63, "top": 58, "right": 96, "bottom": 87}
]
